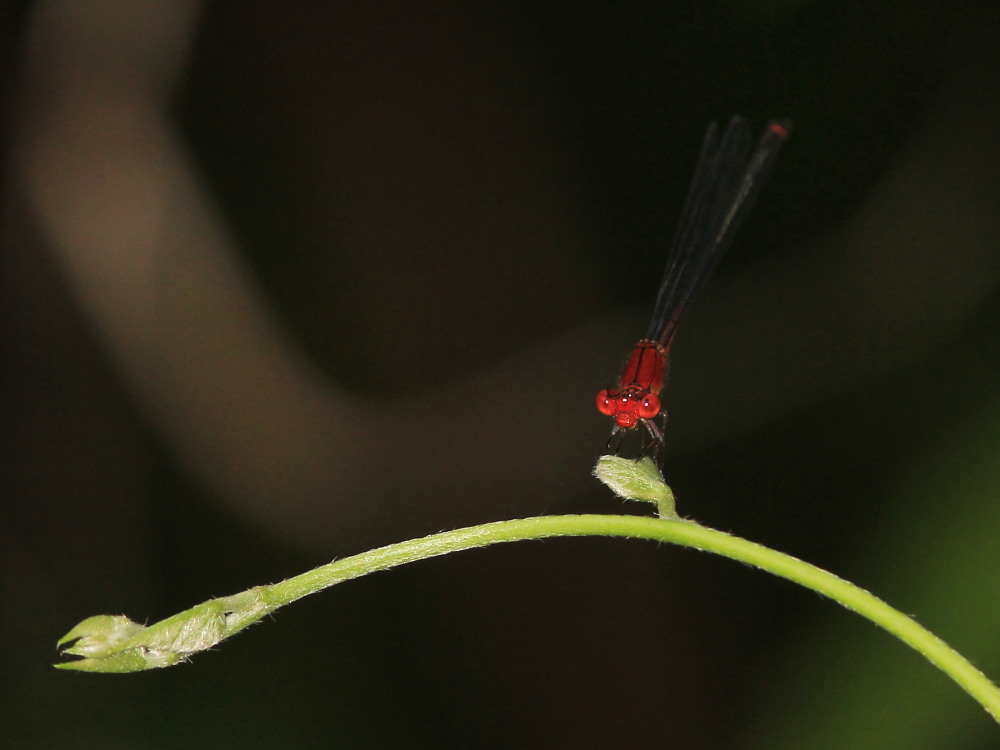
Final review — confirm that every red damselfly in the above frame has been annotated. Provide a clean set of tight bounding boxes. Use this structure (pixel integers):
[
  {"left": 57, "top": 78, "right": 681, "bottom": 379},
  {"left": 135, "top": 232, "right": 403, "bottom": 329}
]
[{"left": 596, "top": 117, "right": 790, "bottom": 462}]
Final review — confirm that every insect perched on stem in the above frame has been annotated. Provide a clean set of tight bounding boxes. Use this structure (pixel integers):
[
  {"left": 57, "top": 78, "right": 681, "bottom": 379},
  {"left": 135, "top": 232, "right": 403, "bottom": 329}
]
[{"left": 596, "top": 117, "right": 790, "bottom": 462}]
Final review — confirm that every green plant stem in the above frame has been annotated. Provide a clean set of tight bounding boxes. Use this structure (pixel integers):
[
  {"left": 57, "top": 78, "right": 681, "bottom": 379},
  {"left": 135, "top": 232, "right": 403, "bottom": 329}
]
[
  {"left": 284, "top": 515, "right": 1000, "bottom": 722},
  {"left": 55, "top": 514, "right": 1000, "bottom": 726}
]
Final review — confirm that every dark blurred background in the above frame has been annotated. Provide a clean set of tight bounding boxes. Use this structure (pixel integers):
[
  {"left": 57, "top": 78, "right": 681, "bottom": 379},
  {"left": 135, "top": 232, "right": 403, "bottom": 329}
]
[{"left": 4, "top": 1, "right": 1000, "bottom": 748}]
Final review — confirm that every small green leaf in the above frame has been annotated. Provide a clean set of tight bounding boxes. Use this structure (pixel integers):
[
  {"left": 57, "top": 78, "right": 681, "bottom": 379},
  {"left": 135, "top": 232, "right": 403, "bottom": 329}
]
[
  {"left": 593, "top": 455, "right": 678, "bottom": 518},
  {"left": 57, "top": 615, "right": 146, "bottom": 656},
  {"left": 55, "top": 648, "right": 183, "bottom": 673},
  {"left": 53, "top": 590, "right": 281, "bottom": 672}
]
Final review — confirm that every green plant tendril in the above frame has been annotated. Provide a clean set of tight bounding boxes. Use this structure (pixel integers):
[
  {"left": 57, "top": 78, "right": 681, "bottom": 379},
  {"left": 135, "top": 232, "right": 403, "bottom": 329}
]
[{"left": 55, "top": 457, "right": 1000, "bottom": 729}]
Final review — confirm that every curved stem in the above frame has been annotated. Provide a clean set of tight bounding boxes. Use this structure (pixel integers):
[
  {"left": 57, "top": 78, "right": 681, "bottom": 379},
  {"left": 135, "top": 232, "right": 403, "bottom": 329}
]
[{"left": 55, "top": 513, "right": 1000, "bottom": 727}]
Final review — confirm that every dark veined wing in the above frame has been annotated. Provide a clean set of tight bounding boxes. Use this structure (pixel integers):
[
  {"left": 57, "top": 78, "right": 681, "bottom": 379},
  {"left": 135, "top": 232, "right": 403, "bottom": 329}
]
[{"left": 644, "top": 117, "right": 790, "bottom": 346}]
